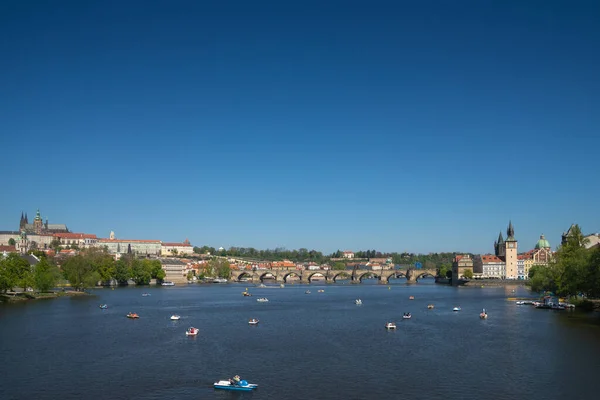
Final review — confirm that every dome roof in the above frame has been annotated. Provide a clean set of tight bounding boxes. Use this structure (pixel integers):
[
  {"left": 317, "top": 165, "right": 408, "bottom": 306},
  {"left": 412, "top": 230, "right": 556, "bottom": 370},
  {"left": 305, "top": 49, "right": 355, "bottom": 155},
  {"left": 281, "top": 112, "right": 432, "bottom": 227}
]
[{"left": 535, "top": 234, "right": 551, "bottom": 249}]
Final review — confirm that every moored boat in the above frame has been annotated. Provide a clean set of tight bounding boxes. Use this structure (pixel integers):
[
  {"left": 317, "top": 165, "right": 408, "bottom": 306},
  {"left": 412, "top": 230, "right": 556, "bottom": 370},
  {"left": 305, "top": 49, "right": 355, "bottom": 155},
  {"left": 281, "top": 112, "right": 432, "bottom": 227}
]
[
  {"left": 453, "top": 306, "right": 461, "bottom": 312},
  {"left": 170, "top": 315, "right": 181, "bottom": 321},
  {"left": 427, "top": 304, "right": 434, "bottom": 309},
  {"left": 126, "top": 312, "right": 139, "bottom": 319},
  {"left": 248, "top": 318, "right": 259, "bottom": 325},
  {"left": 186, "top": 327, "right": 199, "bottom": 336},
  {"left": 385, "top": 322, "right": 397, "bottom": 330},
  {"left": 161, "top": 281, "right": 175, "bottom": 286},
  {"left": 213, "top": 278, "right": 228, "bottom": 283}
]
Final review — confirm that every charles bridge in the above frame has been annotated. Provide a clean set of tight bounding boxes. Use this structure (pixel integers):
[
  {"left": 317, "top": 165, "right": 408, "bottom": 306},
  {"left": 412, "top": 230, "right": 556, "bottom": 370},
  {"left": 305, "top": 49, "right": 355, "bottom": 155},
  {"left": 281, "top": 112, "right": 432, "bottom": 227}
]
[{"left": 229, "top": 268, "right": 438, "bottom": 284}]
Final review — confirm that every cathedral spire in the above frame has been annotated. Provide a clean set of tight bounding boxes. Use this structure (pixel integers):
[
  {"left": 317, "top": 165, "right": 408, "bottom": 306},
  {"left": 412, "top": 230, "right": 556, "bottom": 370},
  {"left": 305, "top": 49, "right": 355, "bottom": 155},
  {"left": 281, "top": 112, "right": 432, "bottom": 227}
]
[{"left": 497, "top": 231, "right": 504, "bottom": 244}]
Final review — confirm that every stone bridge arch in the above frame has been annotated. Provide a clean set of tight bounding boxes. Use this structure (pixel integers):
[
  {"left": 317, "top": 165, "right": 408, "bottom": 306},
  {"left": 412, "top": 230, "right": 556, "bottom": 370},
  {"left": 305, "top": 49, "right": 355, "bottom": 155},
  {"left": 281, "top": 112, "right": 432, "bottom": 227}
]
[
  {"left": 282, "top": 271, "right": 302, "bottom": 282},
  {"left": 235, "top": 271, "right": 255, "bottom": 282},
  {"left": 414, "top": 271, "right": 436, "bottom": 281},
  {"left": 328, "top": 271, "right": 353, "bottom": 282},
  {"left": 381, "top": 270, "right": 407, "bottom": 283},
  {"left": 305, "top": 271, "right": 329, "bottom": 283},
  {"left": 355, "top": 271, "right": 382, "bottom": 282}
]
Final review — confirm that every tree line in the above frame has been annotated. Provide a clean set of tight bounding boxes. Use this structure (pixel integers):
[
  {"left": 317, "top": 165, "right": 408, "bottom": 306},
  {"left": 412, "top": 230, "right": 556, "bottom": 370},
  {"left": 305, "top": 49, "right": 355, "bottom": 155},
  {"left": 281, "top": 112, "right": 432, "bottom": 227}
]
[
  {"left": 529, "top": 224, "right": 600, "bottom": 300},
  {"left": 0, "top": 248, "right": 166, "bottom": 293}
]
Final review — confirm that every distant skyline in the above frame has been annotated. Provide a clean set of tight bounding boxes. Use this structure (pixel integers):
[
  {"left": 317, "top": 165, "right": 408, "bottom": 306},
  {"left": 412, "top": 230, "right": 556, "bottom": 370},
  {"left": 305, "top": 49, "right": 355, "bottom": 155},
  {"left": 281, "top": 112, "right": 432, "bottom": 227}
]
[{"left": 1, "top": 1, "right": 599, "bottom": 254}]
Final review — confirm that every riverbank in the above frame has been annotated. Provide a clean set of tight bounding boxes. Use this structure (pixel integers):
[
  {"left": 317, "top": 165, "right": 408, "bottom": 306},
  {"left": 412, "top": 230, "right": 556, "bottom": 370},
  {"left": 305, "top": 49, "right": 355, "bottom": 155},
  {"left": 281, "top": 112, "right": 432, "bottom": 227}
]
[
  {"left": 463, "top": 279, "right": 529, "bottom": 287},
  {"left": 0, "top": 290, "right": 92, "bottom": 303}
]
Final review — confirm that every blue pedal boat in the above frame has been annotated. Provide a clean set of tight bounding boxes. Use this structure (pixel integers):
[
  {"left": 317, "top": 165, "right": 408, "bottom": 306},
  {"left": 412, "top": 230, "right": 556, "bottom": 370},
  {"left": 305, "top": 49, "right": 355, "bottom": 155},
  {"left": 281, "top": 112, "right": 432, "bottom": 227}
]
[{"left": 214, "top": 379, "right": 258, "bottom": 392}]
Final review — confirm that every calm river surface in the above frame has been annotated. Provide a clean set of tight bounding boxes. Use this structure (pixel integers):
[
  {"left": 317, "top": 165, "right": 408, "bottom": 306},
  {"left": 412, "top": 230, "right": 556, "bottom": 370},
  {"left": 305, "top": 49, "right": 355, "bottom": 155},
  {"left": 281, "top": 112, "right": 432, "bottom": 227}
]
[{"left": 1, "top": 279, "right": 600, "bottom": 400}]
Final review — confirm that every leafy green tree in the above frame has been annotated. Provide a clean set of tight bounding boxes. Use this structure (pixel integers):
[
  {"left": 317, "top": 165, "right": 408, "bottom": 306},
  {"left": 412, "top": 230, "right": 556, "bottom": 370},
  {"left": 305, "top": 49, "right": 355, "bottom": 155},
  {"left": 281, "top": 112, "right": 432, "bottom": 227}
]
[
  {"left": 149, "top": 260, "right": 165, "bottom": 280},
  {"left": 187, "top": 270, "right": 194, "bottom": 280},
  {"left": 5, "top": 254, "right": 34, "bottom": 291},
  {"left": 0, "top": 253, "right": 21, "bottom": 292},
  {"left": 463, "top": 269, "right": 473, "bottom": 279},
  {"left": 8, "top": 238, "right": 16, "bottom": 246},
  {"left": 62, "top": 255, "right": 100, "bottom": 291},
  {"left": 33, "top": 258, "right": 61, "bottom": 292},
  {"left": 114, "top": 259, "right": 132, "bottom": 284},
  {"left": 332, "top": 261, "right": 346, "bottom": 270},
  {"left": 438, "top": 264, "right": 450, "bottom": 278},
  {"left": 131, "top": 259, "right": 152, "bottom": 285},
  {"left": 586, "top": 247, "right": 600, "bottom": 298},
  {"left": 207, "top": 258, "right": 231, "bottom": 278},
  {"left": 527, "top": 224, "right": 592, "bottom": 297}
]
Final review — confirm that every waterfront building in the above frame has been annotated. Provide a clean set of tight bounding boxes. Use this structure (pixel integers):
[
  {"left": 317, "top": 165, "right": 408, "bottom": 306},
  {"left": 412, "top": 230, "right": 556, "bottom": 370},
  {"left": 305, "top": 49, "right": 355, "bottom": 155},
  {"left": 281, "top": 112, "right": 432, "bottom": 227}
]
[
  {"left": 482, "top": 221, "right": 519, "bottom": 279},
  {"left": 159, "top": 258, "right": 187, "bottom": 283},
  {"left": 160, "top": 239, "right": 194, "bottom": 256},
  {"left": 452, "top": 254, "right": 474, "bottom": 281},
  {"left": 473, "top": 222, "right": 517, "bottom": 279},
  {"left": 517, "top": 255, "right": 527, "bottom": 280},
  {"left": 473, "top": 255, "right": 505, "bottom": 279},
  {"left": 524, "top": 256, "right": 534, "bottom": 279}
]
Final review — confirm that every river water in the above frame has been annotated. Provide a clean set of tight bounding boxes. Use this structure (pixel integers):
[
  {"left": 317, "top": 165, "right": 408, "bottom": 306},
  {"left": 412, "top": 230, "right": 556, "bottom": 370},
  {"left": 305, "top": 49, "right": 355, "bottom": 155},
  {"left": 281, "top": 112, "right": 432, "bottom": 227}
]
[{"left": 1, "top": 279, "right": 599, "bottom": 400}]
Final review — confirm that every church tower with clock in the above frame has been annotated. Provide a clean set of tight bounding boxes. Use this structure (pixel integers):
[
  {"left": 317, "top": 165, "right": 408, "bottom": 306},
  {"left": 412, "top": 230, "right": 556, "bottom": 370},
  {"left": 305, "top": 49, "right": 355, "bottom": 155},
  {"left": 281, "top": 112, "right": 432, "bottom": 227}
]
[
  {"left": 494, "top": 221, "right": 518, "bottom": 279},
  {"left": 504, "top": 221, "right": 518, "bottom": 279}
]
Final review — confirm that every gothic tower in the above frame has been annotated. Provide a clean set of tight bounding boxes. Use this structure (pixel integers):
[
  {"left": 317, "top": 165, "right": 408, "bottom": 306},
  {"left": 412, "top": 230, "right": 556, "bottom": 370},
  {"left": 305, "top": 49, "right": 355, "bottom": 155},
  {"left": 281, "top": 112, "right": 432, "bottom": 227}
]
[
  {"left": 19, "top": 212, "right": 25, "bottom": 230},
  {"left": 494, "top": 232, "right": 505, "bottom": 257},
  {"left": 33, "top": 209, "right": 43, "bottom": 234},
  {"left": 504, "top": 221, "right": 518, "bottom": 279}
]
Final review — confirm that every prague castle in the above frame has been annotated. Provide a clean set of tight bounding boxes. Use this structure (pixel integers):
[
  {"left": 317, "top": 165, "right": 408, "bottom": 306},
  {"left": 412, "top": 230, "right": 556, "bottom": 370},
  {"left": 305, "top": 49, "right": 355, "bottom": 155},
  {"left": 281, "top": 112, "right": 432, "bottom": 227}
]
[{"left": 19, "top": 209, "right": 69, "bottom": 235}]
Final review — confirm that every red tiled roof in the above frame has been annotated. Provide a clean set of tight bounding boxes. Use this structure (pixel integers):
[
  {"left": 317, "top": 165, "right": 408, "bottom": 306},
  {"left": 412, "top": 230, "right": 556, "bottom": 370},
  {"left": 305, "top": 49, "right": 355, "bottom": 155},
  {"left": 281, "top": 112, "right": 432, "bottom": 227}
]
[
  {"left": 0, "top": 245, "right": 16, "bottom": 252},
  {"left": 53, "top": 233, "right": 97, "bottom": 239},
  {"left": 480, "top": 255, "right": 503, "bottom": 263},
  {"left": 161, "top": 242, "right": 192, "bottom": 247},
  {"left": 97, "top": 239, "right": 161, "bottom": 243}
]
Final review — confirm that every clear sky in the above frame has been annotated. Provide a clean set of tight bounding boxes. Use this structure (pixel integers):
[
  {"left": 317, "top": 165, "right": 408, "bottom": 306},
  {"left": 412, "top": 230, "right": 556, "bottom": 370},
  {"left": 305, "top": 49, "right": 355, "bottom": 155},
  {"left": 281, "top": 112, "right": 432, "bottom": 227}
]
[{"left": 1, "top": 0, "right": 599, "bottom": 254}]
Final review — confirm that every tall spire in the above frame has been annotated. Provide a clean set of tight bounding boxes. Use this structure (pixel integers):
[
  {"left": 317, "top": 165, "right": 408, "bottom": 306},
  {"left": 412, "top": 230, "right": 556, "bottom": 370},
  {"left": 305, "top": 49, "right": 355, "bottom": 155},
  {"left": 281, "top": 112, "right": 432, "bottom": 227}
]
[
  {"left": 497, "top": 231, "right": 504, "bottom": 244},
  {"left": 507, "top": 220, "right": 515, "bottom": 240}
]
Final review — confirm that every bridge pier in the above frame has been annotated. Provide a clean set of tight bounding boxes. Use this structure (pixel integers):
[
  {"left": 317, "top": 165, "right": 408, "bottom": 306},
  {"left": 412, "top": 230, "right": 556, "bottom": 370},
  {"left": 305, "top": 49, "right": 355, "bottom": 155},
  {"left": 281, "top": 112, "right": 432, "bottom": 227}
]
[{"left": 405, "top": 269, "right": 418, "bottom": 284}]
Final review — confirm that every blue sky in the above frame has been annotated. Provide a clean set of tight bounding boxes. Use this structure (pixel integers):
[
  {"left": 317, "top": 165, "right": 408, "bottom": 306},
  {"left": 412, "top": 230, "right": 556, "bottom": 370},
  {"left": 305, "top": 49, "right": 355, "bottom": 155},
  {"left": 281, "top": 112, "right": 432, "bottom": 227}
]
[{"left": 1, "top": 0, "right": 599, "bottom": 254}]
